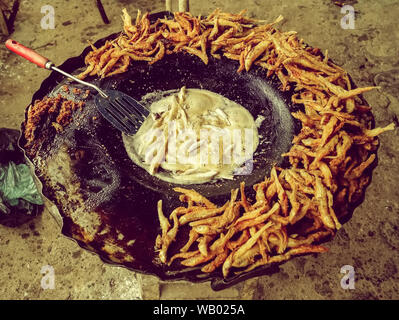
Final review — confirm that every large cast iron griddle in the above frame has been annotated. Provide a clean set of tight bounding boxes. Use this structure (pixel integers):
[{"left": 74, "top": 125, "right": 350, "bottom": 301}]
[{"left": 18, "top": 11, "right": 329, "bottom": 291}]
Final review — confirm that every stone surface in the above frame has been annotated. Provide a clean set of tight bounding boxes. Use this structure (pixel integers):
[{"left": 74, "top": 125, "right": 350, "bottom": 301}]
[{"left": 0, "top": 0, "right": 398, "bottom": 300}]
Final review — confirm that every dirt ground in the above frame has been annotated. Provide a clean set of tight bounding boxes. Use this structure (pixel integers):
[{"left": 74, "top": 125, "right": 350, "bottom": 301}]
[{"left": 0, "top": 0, "right": 398, "bottom": 300}]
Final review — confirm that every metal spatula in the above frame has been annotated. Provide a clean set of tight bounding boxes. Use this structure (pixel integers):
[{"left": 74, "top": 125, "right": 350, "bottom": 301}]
[{"left": 5, "top": 39, "right": 149, "bottom": 135}]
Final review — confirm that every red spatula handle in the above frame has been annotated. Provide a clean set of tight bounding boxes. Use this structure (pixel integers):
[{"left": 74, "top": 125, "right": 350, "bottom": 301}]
[{"left": 5, "top": 39, "right": 52, "bottom": 69}]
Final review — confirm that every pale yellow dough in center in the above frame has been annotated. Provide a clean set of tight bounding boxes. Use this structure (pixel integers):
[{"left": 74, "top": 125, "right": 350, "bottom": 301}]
[{"left": 122, "top": 87, "right": 259, "bottom": 184}]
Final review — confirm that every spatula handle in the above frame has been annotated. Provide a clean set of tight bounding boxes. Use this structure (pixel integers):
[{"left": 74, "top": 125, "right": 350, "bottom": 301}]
[
  {"left": 5, "top": 39, "right": 53, "bottom": 69},
  {"left": 5, "top": 38, "right": 108, "bottom": 98}
]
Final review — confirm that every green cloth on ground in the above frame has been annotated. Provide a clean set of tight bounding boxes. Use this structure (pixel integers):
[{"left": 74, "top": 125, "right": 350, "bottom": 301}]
[{"left": 0, "top": 161, "right": 43, "bottom": 214}]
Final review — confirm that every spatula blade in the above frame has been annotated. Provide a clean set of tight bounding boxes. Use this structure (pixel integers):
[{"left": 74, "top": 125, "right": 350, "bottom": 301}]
[{"left": 94, "top": 90, "right": 149, "bottom": 135}]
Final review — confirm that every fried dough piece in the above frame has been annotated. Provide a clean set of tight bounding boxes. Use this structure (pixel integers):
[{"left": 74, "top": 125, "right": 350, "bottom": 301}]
[
  {"left": 314, "top": 177, "right": 336, "bottom": 230},
  {"left": 245, "top": 40, "right": 270, "bottom": 71},
  {"left": 240, "top": 245, "right": 328, "bottom": 274},
  {"left": 178, "top": 201, "right": 229, "bottom": 225},
  {"left": 174, "top": 187, "right": 217, "bottom": 208}
]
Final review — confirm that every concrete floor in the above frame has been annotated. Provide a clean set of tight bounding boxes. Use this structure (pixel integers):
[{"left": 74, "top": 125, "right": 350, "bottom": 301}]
[{"left": 0, "top": 0, "right": 398, "bottom": 300}]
